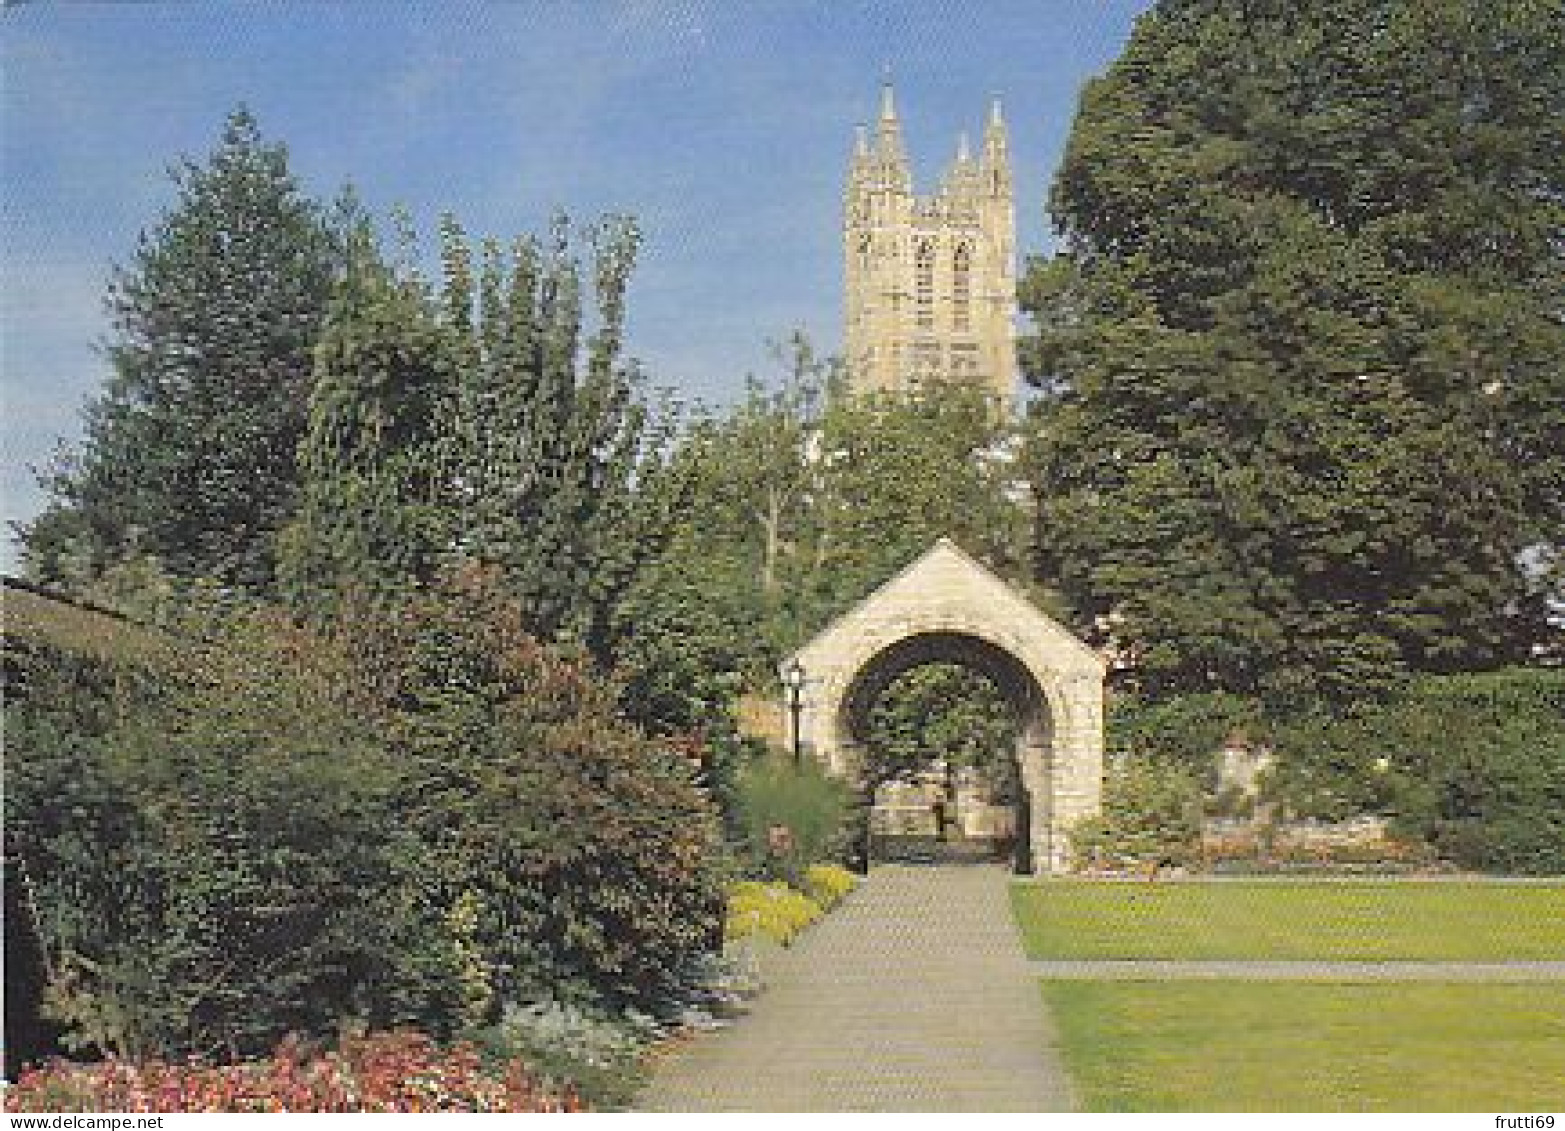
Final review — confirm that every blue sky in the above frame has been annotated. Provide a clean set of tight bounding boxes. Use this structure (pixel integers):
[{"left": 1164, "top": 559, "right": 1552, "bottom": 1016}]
[{"left": 1, "top": 0, "right": 1150, "bottom": 569}]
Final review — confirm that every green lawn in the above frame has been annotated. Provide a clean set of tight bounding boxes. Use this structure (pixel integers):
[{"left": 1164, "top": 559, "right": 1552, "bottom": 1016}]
[
  {"left": 1043, "top": 981, "right": 1565, "bottom": 1111},
  {"left": 1012, "top": 881, "right": 1565, "bottom": 960}
]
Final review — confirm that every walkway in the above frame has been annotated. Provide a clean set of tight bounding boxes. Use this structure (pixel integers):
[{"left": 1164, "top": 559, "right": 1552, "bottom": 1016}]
[
  {"left": 637, "top": 864, "right": 1077, "bottom": 1113},
  {"left": 1031, "top": 959, "right": 1565, "bottom": 981}
]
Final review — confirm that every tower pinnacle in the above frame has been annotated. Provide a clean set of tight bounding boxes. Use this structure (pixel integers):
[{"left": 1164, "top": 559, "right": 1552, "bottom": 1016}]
[
  {"left": 880, "top": 76, "right": 897, "bottom": 122},
  {"left": 983, "top": 93, "right": 1011, "bottom": 198},
  {"left": 874, "top": 74, "right": 909, "bottom": 185}
]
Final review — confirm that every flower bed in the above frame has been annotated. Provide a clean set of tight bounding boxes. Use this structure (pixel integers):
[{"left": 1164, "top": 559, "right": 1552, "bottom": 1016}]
[
  {"left": 725, "top": 866, "right": 859, "bottom": 947},
  {"left": 1200, "top": 826, "right": 1445, "bottom": 875},
  {"left": 3, "top": 1030, "right": 579, "bottom": 1113},
  {"left": 803, "top": 863, "right": 857, "bottom": 909}
]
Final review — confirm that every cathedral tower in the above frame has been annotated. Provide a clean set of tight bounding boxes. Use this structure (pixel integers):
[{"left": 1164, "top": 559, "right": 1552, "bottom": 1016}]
[{"left": 844, "top": 83, "right": 1016, "bottom": 399}]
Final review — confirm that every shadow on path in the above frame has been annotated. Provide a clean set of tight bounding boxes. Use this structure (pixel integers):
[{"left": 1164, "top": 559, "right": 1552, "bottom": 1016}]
[{"left": 637, "top": 864, "right": 1076, "bottom": 1113}]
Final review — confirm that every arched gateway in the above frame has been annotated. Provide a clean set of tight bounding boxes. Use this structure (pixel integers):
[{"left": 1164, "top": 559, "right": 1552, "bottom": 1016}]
[{"left": 782, "top": 539, "right": 1105, "bottom": 874}]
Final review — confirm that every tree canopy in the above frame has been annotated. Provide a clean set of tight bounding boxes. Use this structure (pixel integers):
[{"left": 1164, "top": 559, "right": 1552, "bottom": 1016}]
[
  {"left": 1022, "top": 0, "right": 1565, "bottom": 699},
  {"left": 23, "top": 109, "right": 340, "bottom": 592},
  {"left": 630, "top": 347, "right": 1040, "bottom": 697},
  {"left": 861, "top": 662, "right": 1020, "bottom": 797},
  {"left": 278, "top": 211, "right": 681, "bottom": 662}
]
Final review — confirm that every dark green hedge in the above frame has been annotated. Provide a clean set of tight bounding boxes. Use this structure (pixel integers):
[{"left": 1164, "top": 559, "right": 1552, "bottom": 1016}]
[
  {"left": 1111, "top": 669, "right": 1565, "bottom": 875},
  {"left": 1377, "top": 669, "right": 1565, "bottom": 875},
  {"left": 4, "top": 574, "right": 725, "bottom": 1064}
]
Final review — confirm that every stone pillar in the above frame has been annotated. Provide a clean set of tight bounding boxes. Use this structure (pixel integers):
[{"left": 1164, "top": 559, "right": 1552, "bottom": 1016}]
[{"left": 1040, "top": 677, "right": 1104, "bottom": 875}]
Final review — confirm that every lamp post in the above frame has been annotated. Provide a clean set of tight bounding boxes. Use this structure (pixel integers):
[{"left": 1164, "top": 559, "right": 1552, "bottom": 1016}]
[{"left": 784, "top": 658, "right": 806, "bottom": 766}]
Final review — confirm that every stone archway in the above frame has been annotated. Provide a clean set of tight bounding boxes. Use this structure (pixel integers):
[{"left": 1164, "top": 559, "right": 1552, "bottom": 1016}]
[{"left": 781, "top": 538, "right": 1105, "bottom": 874}]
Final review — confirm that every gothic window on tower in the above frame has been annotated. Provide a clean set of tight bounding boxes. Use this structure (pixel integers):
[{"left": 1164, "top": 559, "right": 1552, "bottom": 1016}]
[
  {"left": 856, "top": 233, "right": 872, "bottom": 273},
  {"left": 914, "top": 238, "right": 936, "bottom": 329},
  {"left": 951, "top": 342, "right": 979, "bottom": 379},
  {"left": 952, "top": 242, "right": 972, "bottom": 332}
]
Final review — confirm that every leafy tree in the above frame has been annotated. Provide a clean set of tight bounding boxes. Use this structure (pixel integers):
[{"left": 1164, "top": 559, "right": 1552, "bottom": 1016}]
[
  {"left": 23, "top": 108, "right": 339, "bottom": 592},
  {"left": 629, "top": 332, "right": 834, "bottom": 680},
  {"left": 861, "top": 663, "right": 1020, "bottom": 800},
  {"left": 438, "top": 214, "right": 683, "bottom": 658},
  {"left": 642, "top": 359, "right": 1039, "bottom": 691},
  {"left": 1022, "top": 0, "right": 1565, "bottom": 699},
  {"left": 613, "top": 570, "right": 750, "bottom": 741},
  {"left": 282, "top": 211, "right": 681, "bottom": 659},
  {"left": 276, "top": 220, "right": 453, "bottom": 620},
  {"left": 611, "top": 562, "right": 761, "bottom": 833},
  {"left": 801, "top": 381, "right": 1036, "bottom": 633},
  {"left": 722, "top": 332, "right": 832, "bottom": 599}
]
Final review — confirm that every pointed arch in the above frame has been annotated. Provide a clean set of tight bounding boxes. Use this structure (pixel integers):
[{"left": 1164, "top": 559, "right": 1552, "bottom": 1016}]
[
  {"left": 783, "top": 539, "right": 1105, "bottom": 874},
  {"left": 914, "top": 236, "right": 937, "bottom": 330},
  {"left": 952, "top": 241, "right": 973, "bottom": 335}
]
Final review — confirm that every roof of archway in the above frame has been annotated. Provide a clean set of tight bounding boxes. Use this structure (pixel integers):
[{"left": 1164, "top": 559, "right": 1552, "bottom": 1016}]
[{"left": 785, "top": 537, "right": 1105, "bottom": 686}]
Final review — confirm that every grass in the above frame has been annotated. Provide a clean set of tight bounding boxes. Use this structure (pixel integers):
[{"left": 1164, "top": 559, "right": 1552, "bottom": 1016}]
[
  {"left": 1011, "top": 880, "right": 1565, "bottom": 960},
  {"left": 1043, "top": 981, "right": 1565, "bottom": 1111}
]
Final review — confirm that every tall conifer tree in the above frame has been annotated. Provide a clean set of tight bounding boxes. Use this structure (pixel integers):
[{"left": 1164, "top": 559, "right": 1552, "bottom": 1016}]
[
  {"left": 277, "top": 218, "right": 452, "bottom": 619},
  {"left": 24, "top": 109, "right": 338, "bottom": 592}
]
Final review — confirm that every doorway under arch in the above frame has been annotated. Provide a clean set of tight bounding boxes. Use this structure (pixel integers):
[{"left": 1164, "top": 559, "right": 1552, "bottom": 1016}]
[{"left": 843, "top": 635, "right": 1039, "bottom": 868}]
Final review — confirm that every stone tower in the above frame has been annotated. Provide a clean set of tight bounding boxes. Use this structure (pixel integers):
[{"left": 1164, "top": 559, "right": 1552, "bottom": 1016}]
[{"left": 844, "top": 83, "right": 1016, "bottom": 399}]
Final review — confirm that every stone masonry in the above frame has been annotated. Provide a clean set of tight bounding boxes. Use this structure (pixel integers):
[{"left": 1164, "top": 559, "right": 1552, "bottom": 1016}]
[
  {"left": 782, "top": 538, "right": 1105, "bottom": 874},
  {"left": 844, "top": 83, "right": 1016, "bottom": 399}
]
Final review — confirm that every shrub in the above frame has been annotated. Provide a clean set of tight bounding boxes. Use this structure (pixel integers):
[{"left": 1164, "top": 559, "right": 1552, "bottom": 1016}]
[
  {"left": 1261, "top": 669, "right": 1565, "bottom": 874},
  {"left": 1265, "top": 707, "right": 1402, "bottom": 821},
  {"left": 477, "top": 1001, "right": 652, "bottom": 1110},
  {"left": 672, "top": 951, "right": 763, "bottom": 1015},
  {"left": 1107, "top": 691, "right": 1267, "bottom": 783},
  {"left": 734, "top": 755, "right": 852, "bottom": 884},
  {"left": 1380, "top": 670, "right": 1565, "bottom": 875},
  {"left": 724, "top": 881, "right": 824, "bottom": 947},
  {"left": 1199, "top": 828, "right": 1441, "bottom": 875},
  {"left": 1, "top": 1030, "right": 577, "bottom": 1113},
  {"left": 4, "top": 610, "right": 427, "bottom": 1062},
  {"left": 5, "top": 570, "right": 729, "bottom": 1064},
  {"left": 1070, "top": 756, "right": 1203, "bottom": 870},
  {"left": 351, "top": 569, "right": 727, "bottom": 1014},
  {"left": 802, "top": 864, "right": 857, "bottom": 910}
]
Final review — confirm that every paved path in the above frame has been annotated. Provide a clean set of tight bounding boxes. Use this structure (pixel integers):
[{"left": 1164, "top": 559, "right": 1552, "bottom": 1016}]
[
  {"left": 637, "top": 864, "right": 1077, "bottom": 1113},
  {"left": 1031, "top": 960, "right": 1565, "bottom": 981}
]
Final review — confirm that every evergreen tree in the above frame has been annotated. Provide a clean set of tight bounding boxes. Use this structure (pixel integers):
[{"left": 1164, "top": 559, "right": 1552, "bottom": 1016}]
[
  {"left": 281, "top": 210, "right": 677, "bottom": 659},
  {"left": 24, "top": 108, "right": 338, "bottom": 592},
  {"left": 276, "top": 221, "right": 452, "bottom": 620},
  {"left": 432, "top": 213, "right": 678, "bottom": 658},
  {"left": 1023, "top": 0, "right": 1565, "bottom": 698}
]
